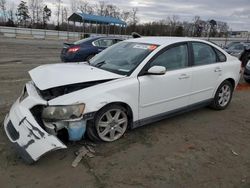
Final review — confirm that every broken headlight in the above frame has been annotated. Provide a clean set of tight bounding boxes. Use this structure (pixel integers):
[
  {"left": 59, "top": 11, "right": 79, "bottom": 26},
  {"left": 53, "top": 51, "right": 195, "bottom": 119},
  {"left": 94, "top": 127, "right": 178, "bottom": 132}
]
[{"left": 42, "top": 104, "right": 85, "bottom": 122}]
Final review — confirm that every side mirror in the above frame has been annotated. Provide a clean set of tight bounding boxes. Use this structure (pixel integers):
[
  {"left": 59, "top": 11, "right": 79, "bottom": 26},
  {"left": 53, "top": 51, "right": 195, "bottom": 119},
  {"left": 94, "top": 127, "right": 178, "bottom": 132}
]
[{"left": 147, "top": 66, "right": 166, "bottom": 75}]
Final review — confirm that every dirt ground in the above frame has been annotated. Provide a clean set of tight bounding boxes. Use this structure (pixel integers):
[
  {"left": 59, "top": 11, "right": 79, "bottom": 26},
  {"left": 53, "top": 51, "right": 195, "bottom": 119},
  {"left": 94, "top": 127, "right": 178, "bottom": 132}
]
[{"left": 0, "top": 37, "right": 250, "bottom": 188}]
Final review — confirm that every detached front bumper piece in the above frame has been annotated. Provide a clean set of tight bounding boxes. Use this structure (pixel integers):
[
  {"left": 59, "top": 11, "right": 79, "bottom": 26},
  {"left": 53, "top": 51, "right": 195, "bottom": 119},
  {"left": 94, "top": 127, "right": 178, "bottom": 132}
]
[{"left": 3, "top": 82, "right": 66, "bottom": 164}]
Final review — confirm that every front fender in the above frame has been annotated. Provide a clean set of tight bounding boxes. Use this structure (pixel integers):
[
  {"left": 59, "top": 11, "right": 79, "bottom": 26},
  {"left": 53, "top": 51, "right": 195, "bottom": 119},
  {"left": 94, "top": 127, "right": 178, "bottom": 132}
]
[{"left": 48, "top": 77, "right": 140, "bottom": 122}]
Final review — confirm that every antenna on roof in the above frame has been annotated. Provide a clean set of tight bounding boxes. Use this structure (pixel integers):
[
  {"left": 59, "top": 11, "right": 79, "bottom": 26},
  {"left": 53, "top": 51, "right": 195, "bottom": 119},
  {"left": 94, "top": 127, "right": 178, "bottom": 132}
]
[{"left": 131, "top": 32, "right": 141, "bottom": 38}]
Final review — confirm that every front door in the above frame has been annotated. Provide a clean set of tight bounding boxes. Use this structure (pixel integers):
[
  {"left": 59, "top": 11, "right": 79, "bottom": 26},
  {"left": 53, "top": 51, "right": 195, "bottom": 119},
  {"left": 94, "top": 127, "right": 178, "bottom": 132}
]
[{"left": 138, "top": 43, "right": 192, "bottom": 120}]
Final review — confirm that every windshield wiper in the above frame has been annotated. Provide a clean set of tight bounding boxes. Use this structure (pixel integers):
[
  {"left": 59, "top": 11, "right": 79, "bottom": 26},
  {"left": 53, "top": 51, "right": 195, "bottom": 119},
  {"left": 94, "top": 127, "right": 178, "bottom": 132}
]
[{"left": 94, "top": 61, "right": 106, "bottom": 68}]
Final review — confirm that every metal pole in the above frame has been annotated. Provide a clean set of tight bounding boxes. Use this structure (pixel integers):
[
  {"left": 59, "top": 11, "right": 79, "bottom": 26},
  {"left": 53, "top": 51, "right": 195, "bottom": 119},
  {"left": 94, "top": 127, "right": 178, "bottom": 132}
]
[
  {"left": 67, "top": 20, "right": 69, "bottom": 41},
  {"left": 106, "top": 24, "right": 108, "bottom": 36},
  {"left": 96, "top": 21, "right": 98, "bottom": 34}
]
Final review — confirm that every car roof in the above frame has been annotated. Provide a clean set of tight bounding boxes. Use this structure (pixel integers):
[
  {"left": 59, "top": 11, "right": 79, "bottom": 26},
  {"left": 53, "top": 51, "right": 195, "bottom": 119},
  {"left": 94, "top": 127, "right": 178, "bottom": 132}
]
[
  {"left": 89, "top": 36, "right": 123, "bottom": 40},
  {"left": 126, "top": 37, "right": 208, "bottom": 46},
  {"left": 74, "top": 36, "right": 123, "bottom": 45}
]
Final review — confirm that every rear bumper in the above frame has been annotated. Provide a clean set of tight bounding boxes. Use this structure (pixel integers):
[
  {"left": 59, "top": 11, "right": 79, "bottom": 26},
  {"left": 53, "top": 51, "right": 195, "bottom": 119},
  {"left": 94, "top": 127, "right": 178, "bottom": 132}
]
[{"left": 3, "top": 82, "right": 66, "bottom": 163}]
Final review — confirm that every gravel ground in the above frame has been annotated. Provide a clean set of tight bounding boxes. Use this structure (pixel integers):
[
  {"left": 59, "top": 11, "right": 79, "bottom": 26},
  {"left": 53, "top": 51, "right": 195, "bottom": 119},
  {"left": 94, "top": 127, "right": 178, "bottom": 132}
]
[{"left": 0, "top": 37, "right": 250, "bottom": 188}]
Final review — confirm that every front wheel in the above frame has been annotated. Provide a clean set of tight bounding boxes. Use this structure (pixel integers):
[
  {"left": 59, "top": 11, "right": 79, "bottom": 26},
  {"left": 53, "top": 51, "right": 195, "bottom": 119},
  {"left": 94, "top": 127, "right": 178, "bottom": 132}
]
[
  {"left": 87, "top": 105, "right": 128, "bottom": 142},
  {"left": 210, "top": 80, "right": 233, "bottom": 110}
]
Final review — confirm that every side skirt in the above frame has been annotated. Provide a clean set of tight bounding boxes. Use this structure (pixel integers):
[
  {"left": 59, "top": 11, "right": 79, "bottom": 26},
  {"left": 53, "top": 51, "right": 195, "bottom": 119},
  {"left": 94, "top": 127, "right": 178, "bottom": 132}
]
[{"left": 132, "top": 99, "right": 213, "bottom": 129}]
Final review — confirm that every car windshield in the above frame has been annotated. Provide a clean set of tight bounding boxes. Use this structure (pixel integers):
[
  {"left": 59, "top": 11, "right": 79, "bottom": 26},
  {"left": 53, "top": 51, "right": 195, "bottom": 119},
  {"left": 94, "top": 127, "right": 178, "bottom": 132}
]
[{"left": 89, "top": 42, "right": 158, "bottom": 75}]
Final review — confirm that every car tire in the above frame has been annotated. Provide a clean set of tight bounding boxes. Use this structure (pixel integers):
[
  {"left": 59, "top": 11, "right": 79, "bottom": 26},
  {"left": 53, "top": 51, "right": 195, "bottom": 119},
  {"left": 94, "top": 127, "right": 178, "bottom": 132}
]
[
  {"left": 210, "top": 80, "right": 233, "bottom": 110},
  {"left": 86, "top": 104, "right": 128, "bottom": 142},
  {"left": 86, "top": 55, "right": 95, "bottom": 61}
]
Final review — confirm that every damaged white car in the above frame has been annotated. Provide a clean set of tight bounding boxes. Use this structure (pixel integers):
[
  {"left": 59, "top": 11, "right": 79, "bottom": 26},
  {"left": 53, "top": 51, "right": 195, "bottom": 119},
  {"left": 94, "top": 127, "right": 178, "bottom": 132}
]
[{"left": 4, "top": 37, "right": 241, "bottom": 163}]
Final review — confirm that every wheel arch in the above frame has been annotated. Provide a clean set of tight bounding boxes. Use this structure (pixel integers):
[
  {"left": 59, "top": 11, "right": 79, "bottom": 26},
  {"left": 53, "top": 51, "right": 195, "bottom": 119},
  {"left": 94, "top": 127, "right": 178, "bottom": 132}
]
[
  {"left": 225, "top": 78, "right": 235, "bottom": 89},
  {"left": 213, "top": 77, "right": 236, "bottom": 98}
]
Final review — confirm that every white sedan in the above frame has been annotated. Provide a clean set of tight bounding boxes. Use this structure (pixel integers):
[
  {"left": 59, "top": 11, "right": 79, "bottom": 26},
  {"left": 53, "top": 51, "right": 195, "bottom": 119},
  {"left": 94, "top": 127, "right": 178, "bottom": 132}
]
[{"left": 4, "top": 37, "right": 241, "bottom": 163}]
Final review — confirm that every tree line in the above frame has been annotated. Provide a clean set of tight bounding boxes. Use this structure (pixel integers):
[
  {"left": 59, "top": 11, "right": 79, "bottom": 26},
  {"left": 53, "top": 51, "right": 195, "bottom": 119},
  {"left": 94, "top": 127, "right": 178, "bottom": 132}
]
[{"left": 0, "top": 0, "right": 229, "bottom": 37}]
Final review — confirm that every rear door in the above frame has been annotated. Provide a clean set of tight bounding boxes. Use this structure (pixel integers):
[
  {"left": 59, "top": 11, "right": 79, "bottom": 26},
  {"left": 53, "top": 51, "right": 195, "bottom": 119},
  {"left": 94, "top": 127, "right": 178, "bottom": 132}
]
[{"left": 188, "top": 42, "right": 225, "bottom": 105}]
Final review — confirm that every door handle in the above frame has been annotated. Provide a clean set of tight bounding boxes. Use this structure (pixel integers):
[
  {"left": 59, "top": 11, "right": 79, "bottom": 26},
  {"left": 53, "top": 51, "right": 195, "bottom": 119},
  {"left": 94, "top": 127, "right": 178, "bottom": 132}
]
[
  {"left": 178, "top": 74, "right": 190, "bottom": 80},
  {"left": 214, "top": 67, "right": 222, "bottom": 72}
]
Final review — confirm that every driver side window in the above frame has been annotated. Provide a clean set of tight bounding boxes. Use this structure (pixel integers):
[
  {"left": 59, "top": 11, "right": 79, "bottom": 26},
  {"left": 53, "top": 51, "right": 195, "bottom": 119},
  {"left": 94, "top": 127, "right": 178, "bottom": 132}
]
[{"left": 150, "top": 44, "right": 188, "bottom": 70}]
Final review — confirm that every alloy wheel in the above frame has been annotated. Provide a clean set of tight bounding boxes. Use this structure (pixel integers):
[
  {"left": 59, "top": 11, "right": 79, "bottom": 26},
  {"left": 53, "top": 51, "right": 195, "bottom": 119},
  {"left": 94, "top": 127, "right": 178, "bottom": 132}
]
[
  {"left": 96, "top": 109, "right": 128, "bottom": 142},
  {"left": 218, "top": 84, "right": 231, "bottom": 107}
]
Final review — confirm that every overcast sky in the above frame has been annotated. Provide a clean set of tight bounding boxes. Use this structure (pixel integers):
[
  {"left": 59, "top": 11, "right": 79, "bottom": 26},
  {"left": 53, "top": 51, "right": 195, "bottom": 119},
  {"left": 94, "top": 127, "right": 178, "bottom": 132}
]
[{"left": 9, "top": 0, "right": 250, "bottom": 31}]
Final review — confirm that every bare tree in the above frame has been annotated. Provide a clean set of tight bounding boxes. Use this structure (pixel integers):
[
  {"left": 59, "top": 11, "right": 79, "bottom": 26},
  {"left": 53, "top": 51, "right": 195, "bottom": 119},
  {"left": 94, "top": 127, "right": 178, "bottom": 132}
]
[
  {"left": 70, "top": 0, "right": 77, "bottom": 14},
  {"left": 61, "top": 6, "right": 68, "bottom": 24},
  {"left": 42, "top": 5, "right": 51, "bottom": 28},
  {"left": 77, "top": 0, "right": 93, "bottom": 14},
  {"left": 28, "top": 0, "right": 43, "bottom": 27},
  {"left": 129, "top": 8, "right": 139, "bottom": 30},
  {"left": 0, "top": 0, "right": 7, "bottom": 22},
  {"left": 97, "top": 1, "right": 106, "bottom": 16},
  {"left": 105, "top": 4, "right": 120, "bottom": 18},
  {"left": 167, "top": 15, "right": 179, "bottom": 36},
  {"left": 193, "top": 15, "right": 202, "bottom": 37},
  {"left": 121, "top": 11, "right": 130, "bottom": 23},
  {"left": 28, "top": 0, "right": 35, "bottom": 25},
  {"left": 55, "top": 0, "right": 62, "bottom": 30},
  {"left": 7, "top": 2, "right": 15, "bottom": 21},
  {"left": 35, "top": 0, "right": 43, "bottom": 24},
  {"left": 217, "top": 21, "right": 229, "bottom": 37}
]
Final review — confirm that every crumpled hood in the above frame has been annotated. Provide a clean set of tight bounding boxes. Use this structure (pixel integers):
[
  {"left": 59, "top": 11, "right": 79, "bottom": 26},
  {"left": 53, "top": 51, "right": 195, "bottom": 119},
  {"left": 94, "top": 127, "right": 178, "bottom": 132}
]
[{"left": 29, "top": 63, "right": 124, "bottom": 90}]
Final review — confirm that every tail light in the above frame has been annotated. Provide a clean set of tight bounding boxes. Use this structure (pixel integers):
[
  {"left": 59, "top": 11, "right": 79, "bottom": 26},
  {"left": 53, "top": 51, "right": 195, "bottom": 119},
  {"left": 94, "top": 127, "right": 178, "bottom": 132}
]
[{"left": 68, "top": 46, "right": 80, "bottom": 53}]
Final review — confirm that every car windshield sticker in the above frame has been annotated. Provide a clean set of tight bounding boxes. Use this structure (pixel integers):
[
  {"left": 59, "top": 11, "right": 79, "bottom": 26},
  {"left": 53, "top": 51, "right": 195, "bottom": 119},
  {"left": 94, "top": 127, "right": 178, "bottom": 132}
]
[
  {"left": 133, "top": 44, "right": 158, "bottom": 51},
  {"left": 133, "top": 44, "right": 149, "bottom": 50},
  {"left": 148, "top": 45, "right": 158, "bottom": 51}
]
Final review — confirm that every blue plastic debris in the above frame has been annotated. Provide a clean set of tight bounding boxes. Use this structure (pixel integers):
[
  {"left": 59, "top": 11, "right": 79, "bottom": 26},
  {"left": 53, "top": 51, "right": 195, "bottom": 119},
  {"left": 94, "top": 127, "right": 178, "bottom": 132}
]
[{"left": 67, "top": 121, "right": 86, "bottom": 141}]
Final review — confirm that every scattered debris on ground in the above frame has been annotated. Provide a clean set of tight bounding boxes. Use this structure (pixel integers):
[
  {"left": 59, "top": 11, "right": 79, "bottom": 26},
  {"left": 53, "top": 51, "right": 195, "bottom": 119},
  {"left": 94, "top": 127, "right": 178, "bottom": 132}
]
[
  {"left": 72, "top": 142, "right": 96, "bottom": 168},
  {"left": 231, "top": 149, "right": 239, "bottom": 156}
]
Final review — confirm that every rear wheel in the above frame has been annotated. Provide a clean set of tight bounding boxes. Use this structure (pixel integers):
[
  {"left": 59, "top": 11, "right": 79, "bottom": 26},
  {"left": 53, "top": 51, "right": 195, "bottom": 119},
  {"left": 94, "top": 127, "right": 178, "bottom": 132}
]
[
  {"left": 86, "top": 104, "right": 128, "bottom": 142},
  {"left": 210, "top": 80, "right": 233, "bottom": 110}
]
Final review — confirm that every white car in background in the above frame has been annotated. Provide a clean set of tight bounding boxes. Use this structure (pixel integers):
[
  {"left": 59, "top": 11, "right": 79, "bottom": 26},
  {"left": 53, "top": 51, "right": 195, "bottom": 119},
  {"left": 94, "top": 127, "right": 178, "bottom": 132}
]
[{"left": 4, "top": 37, "right": 241, "bottom": 163}]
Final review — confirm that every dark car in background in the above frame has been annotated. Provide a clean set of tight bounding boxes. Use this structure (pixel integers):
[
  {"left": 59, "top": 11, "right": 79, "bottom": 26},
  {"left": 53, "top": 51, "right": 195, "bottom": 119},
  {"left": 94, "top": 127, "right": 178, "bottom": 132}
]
[
  {"left": 242, "top": 47, "right": 250, "bottom": 83},
  {"left": 61, "top": 36, "right": 123, "bottom": 62},
  {"left": 243, "top": 60, "right": 250, "bottom": 83},
  {"left": 225, "top": 42, "right": 250, "bottom": 58}
]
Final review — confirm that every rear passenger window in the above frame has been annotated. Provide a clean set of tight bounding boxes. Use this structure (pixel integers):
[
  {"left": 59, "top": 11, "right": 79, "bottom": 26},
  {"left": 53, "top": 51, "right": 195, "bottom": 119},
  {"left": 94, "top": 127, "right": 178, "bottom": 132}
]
[
  {"left": 214, "top": 48, "right": 227, "bottom": 62},
  {"left": 192, "top": 42, "right": 217, "bottom": 65},
  {"left": 93, "top": 39, "right": 114, "bottom": 47}
]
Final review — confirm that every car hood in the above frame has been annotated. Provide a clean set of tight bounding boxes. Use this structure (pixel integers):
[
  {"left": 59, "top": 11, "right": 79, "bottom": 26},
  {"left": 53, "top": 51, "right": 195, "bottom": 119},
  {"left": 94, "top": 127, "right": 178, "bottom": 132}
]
[{"left": 29, "top": 63, "right": 124, "bottom": 90}]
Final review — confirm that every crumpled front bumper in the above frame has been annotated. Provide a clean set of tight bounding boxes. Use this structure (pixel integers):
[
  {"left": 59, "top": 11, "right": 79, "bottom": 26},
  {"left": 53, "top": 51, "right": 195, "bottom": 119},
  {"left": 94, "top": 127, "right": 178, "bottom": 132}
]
[{"left": 3, "top": 82, "right": 66, "bottom": 164}]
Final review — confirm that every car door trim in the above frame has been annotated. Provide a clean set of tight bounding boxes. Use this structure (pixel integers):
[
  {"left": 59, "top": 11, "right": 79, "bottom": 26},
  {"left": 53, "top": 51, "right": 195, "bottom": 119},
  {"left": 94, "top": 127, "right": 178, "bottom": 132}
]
[
  {"left": 140, "top": 88, "right": 212, "bottom": 108},
  {"left": 132, "top": 98, "right": 213, "bottom": 129}
]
